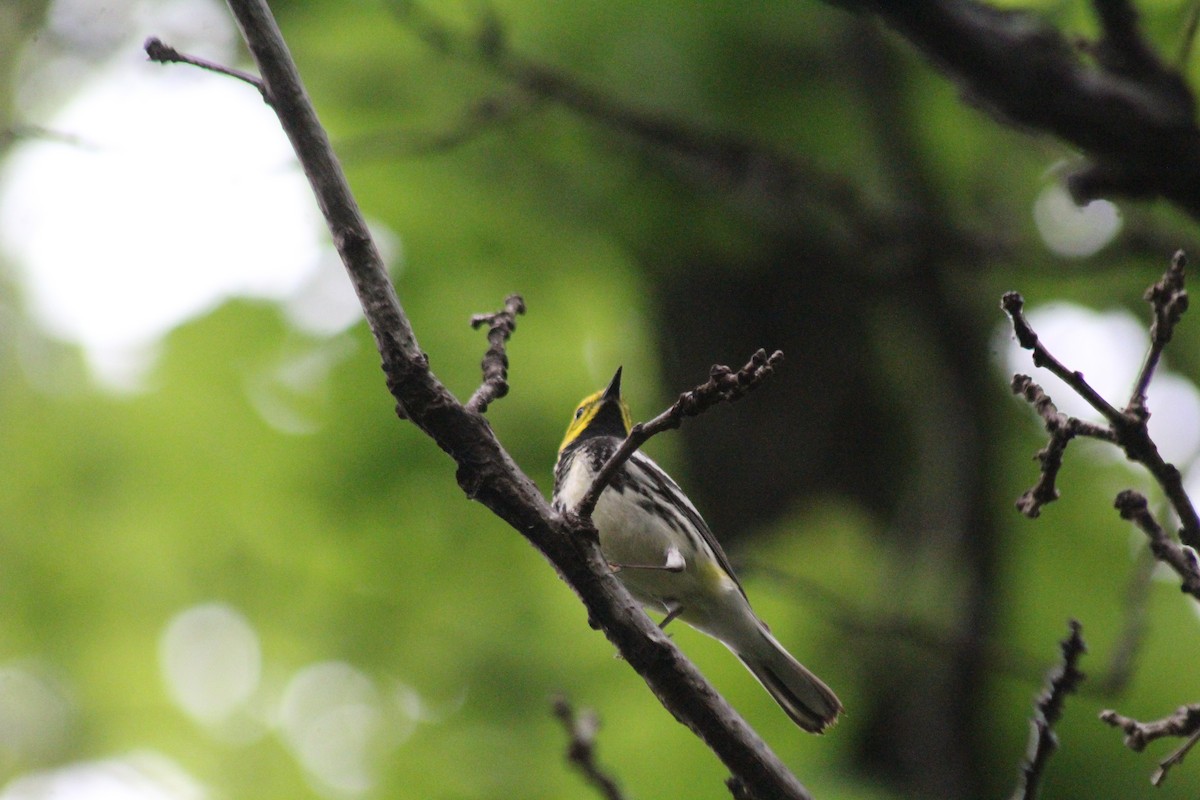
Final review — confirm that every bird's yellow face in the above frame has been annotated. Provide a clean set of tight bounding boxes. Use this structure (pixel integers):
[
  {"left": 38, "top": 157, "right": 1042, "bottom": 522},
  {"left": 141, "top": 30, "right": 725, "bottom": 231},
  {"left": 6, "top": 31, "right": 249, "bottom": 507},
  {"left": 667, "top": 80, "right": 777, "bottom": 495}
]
[{"left": 558, "top": 369, "right": 632, "bottom": 453}]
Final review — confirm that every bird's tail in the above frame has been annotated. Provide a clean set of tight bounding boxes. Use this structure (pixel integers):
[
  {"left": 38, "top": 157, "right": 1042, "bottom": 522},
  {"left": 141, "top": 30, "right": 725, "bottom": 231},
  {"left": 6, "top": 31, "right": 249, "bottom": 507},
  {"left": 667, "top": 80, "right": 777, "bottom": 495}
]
[{"left": 732, "top": 625, "right": 842, "bottom": 734}]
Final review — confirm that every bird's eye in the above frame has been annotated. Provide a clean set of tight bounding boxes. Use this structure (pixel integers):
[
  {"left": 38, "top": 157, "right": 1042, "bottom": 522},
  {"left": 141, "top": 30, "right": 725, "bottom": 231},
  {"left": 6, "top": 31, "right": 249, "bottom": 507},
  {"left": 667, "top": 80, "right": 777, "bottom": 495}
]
[{"left": 574, "top": 407, "right": 585, "bottom": 420}]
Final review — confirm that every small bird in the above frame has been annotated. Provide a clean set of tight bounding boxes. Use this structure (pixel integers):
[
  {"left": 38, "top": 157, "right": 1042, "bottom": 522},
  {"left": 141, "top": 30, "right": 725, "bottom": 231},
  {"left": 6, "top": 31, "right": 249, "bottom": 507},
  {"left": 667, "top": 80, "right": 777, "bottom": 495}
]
[{"left": 552, "top": 367, "right": 842, "bottom": 733}]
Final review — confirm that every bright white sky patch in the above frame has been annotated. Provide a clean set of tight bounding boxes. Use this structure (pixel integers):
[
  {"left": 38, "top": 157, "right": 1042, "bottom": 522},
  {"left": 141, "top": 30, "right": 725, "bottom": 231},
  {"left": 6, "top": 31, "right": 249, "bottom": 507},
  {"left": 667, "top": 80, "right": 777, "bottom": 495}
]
[
  {"left": 0, "top": 0, "right": 355, "bottom": 389},
  {"left": 1, "top": 68, "right": 324, "bottom": 385},
  {"left": 1146, "top": 371, "right": 1200, "bottom": 467}
]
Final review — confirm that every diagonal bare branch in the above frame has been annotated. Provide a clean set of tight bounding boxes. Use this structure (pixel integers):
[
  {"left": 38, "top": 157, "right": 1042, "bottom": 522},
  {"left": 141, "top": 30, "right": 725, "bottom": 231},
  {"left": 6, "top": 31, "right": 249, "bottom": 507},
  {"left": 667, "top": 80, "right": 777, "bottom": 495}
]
[
  {"left": 1114, "top": 491, "right": 1200, "bottom": 600},
  {"left": 153, "top": 5, "right": 817, "bottom": 798},
  {"left": 1001, "top": 292, "right": 1125, "bottom": 426}
]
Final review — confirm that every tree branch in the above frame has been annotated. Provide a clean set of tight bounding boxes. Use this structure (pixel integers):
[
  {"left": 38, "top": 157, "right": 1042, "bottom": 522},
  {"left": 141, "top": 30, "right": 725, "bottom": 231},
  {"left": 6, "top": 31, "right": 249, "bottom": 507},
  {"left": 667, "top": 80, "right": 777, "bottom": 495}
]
[
  {"left": 552, "top": 695, "right": 627, "bottom": 800},
  {"left": 1091, "top": 0, "right": 1175, "bottom": 82},
  {"left": 1002, "top": 253, "right": 1200, "bottom": 549},
  {"left": 1130, "top": 250, "right": 1189, "bottom": 414},
  {"left": 1093, "top": 549, "right": 1154, "bottom": 696},
  {"left": 391, "top": 1, "right": 874, "bottom": 232},
  {"left": 467, "top": 293, "right": 525, "bottom": 414},
  {"left": 841, "top": 0, "right": 1200, "bottom": 217},
  {"left": 1008, "top": 374, "right": 1115, "bottom": 518},
  {"left": 156, "top": 5, "right": 817, "bottom": 798},
  {"left": 1007, "top": 254, "right": 1200, "bottom": 784},
  {"left": 576, "top": 349, "right": 784, "bottom": 520},
  {"left": 1010, "top": 620, "right": 1087, "bottom": 800},
  {"left": 1114, "top": 491, "right": 1200, "bottom": 600},
  {"left": 336, "top": 91, "right": 542, "bottom": 162},
  {"left": 1100, "top": 704, "right": 1200, "bottom": 785},
  {"left": 1002, "top": 293, "right": 1126, "bottom": 427}
]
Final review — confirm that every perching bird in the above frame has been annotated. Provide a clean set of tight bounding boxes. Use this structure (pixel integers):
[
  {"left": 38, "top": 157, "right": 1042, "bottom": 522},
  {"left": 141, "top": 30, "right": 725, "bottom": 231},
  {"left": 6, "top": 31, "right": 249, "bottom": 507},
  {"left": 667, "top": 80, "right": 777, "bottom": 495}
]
[{"left": 552, "top": 367, "right": 842, "bottom": 733}]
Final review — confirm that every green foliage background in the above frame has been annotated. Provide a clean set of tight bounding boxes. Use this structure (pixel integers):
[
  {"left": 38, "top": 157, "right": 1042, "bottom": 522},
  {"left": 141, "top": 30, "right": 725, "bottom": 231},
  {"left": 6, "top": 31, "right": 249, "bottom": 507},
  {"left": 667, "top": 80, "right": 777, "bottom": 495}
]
[{"left": 4, "top": 1, "right": 1200, "bottom": 799}]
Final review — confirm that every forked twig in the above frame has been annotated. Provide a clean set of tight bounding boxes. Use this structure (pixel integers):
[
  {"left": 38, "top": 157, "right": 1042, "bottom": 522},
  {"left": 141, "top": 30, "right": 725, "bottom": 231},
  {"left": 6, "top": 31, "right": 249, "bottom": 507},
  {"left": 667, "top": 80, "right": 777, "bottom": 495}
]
[
  {"left": 1009, "top": 375, "right": 1115, "bottom": 518},
  {"left": 1007, "top": 251, "right": 1200, "bottom": 785},
  {"left": 575, "top": 349, "right": 784, "bottom": 520},
  {"left": 1101, "top": 704, "right": 1200, "bottom": 785},
  {"left": 1002, "top": 251, "right": 1200, "bottom": 547}
]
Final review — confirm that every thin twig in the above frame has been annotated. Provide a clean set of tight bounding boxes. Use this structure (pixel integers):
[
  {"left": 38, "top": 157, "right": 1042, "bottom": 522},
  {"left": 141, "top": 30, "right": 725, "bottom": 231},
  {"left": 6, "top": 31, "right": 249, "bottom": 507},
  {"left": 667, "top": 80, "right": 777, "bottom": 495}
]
[
  {"left": 575, "top": 349, "right": 784, "bottom": 520},
  {"left": 1130, "top": 250, "right": 1189, "bottom": 414},
  {"left": 1114, "top": 490, "right": 1200, "bottom": 600},
  {"left": 1001, "top": 292, "right": 1126, "bottom": 426},
  {"left": 143, "top": 37, "right": 268, "bottom": 100},
  {"left": 552, "top": 696, "right": 626, "bottom": 800},
  {"left": 390, "top": 1, "right": 872, "bottom": 230},
  {"left": 1100, "top": 704, "right": 1200, "bottom": 785},
  {"left": 1010, "top": 620, "right": 1087, "bottom": 800},
  {"left": 1154, "top": 728, "right": 1200, "bottom": 786},
  {"left": 466, "top": 293, "right": 525, "bottom": 413},
  {"left": 1101, "top": 704, "right": 1200, "bottom": 750},
  {"left": 1009, "top": 375, "right": 1115, "bottom": 517},
  {"left": 336, "top": 91, "right": 543, "bottom": 163}
]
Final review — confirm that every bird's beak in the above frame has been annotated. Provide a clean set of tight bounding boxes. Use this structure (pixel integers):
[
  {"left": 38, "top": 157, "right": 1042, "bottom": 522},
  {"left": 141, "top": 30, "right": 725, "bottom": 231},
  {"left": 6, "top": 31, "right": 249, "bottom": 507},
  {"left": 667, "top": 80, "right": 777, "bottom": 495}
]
[{"left": 602, "top": 367, "right": 623, "bottom": 401}]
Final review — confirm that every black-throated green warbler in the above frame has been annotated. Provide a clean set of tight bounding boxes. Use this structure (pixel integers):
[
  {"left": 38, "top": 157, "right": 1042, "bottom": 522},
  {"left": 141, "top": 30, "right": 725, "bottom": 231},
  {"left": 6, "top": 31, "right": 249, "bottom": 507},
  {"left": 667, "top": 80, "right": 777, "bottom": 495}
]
[{"left": 552, "top": 367, "right": 842, "bottom": 733}]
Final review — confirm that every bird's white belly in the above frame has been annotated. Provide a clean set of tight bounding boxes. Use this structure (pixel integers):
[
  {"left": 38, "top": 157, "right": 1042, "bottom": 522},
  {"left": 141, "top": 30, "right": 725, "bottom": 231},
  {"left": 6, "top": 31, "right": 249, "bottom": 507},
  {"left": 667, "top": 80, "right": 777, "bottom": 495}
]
[
  {"left": 556, "top": 452, "right": 748, "bottom": 634},
  {"left": 595, "top": 487, "right": 745, "bottom": 628}
]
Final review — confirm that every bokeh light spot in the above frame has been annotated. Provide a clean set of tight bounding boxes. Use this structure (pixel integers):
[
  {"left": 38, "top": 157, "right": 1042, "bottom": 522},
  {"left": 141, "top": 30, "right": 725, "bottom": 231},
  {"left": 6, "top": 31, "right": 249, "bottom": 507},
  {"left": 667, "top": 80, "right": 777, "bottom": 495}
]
[
  {"left": 159, "top": 603, "right": 262, "bottom": 728},
  {"left": 0, "top": 663, "right": 73, "bottom": 766},
  {"left": 1033, "top": 181, "right": 1121, "bottom": 258},
  {"left": 0, "top": 750, "right": 206, "bottom": 800},
  {"left": 279, "top": 662, "right": 405, "bottom": 797}
]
